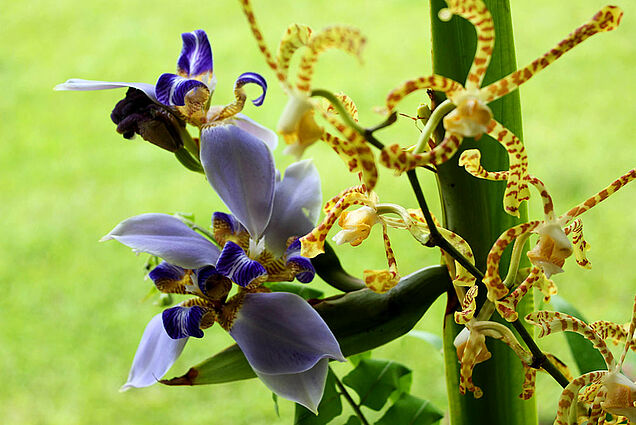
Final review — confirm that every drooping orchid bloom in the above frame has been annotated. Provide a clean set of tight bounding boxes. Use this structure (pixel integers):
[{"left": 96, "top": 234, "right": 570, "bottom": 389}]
[
  {"left": 55, "top": 30, "right": 276, "bottom": 156},
  {"left": 526, "top": 296, "right": 636, "bottom": 425},
  {"left": 379, "top": 0, "right": 622, "bottom": 217},
  {"left": 299, "top": 185, "right": 475, "bottom": 293},
  {"left": 100, "top": 130, "right": 344, "bottom": 412},
  {"left": 479, "top": 169, "right": 635, "bottom": 305},
  {"left": 238, "top": 0, "right": 366, "bottom": 157}
]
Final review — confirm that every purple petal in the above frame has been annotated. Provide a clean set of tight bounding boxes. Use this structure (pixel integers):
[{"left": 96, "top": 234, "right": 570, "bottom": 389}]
[
  {"left": 200, "top": 124, "right": 275, "bottom": 239},
  {"left": 101, "top": 213, "right": 219, "bottom": 269},
  {"left": 149, "top": 262, "right": 188, "bottom": 292},
  {"left": 121, "top": 314, "right": 188, "bottom": 390},
  {"left": 155, "top": 73, "right": 208, "bottom": 107},
  {"left": 194, "top": 265, "right": 231, "bottom": 299},
  {"left": 212, "top": 212, "right": 245, "bottom": 236},
  {"left": 54, "top": 79, "right": 158, "bottom": 102},
  {"left": 256, "top": 358, "right": 328, "bottom": 414},
  {"left": 264, "top": 160, "right": 322, "bottom": 256},
  {"left": 229, "top": 292, "right": 344, "bottom": 375},
  {"left": 285, "top": 238, "right": 316, "bottom": 283},
  {"left": 162, "top": 305, "right": 206, "bottom": 339},
  {"left": 216, "top": 241, "right": 267, "bottom": 287},
  {"left": 228, "top": 113, "right": 278, "bottom": 151},
  {"left": 177, "top": 30, "right": 214, "bottom": 81},
  {"left": 234, "top": 72, "right": 267, "bottom": 106}
]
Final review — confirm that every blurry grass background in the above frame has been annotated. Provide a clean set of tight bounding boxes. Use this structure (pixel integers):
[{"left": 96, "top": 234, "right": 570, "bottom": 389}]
[{"left": 1, "top": 0, "right": 634, "bottom": 423}]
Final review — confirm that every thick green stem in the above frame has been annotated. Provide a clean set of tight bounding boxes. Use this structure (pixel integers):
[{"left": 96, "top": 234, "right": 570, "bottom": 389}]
[{"left": 429, "top": 1, "right": 537, "bottom": 424}]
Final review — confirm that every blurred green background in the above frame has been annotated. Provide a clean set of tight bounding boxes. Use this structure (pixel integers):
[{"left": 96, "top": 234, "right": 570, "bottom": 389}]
[{"left": 1, "top": 0, "right": 634, "bottom": 423}]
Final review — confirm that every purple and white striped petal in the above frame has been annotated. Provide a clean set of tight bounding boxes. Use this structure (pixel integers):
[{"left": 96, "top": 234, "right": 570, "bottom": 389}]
[
  {"left": 256, "top": 358, "right": 328, "bottom": 414},
  {"left": 177, "top": 30, "right": 214, "bottom": 83},
  {"left": 285, "top": 238, "right": 315, "bottom": 283},
  {"left": 54, "top": 79, "right": 158, "bottom": 102},
  {"left": 148, "top": 262, "right": 189, "bottom": 293},
  {"left": 216, "top": 241, "right": 267, "bottom": 287},
  {"left": 101, "top": 213, "right": 219, "bottom": 269},
  {"left": 212, "top": 212, "right": 245, "bottom": 236},
  {"left": 155, "top": 73, "right": 209, "bottom": 107},
  {"left": 264, "top": 160, "right": 322, "bottom": 256},
  {"left": 227, "top": 113, "right": 278, "bottom": 151},
  {"left": 201, "top": 124, "right": 276, "bottom": 240},
  {"left": 235, "top": 72, "right": 267, "bottom": 106},
  {"left": 120, "top": 314, "right": 188, "bottom": 391},
  {"left": 162, "top": 305, "right": 206, "bottom": 339},
  {"left": 229, "top": 292, "right": 344, "bottom": 375}
]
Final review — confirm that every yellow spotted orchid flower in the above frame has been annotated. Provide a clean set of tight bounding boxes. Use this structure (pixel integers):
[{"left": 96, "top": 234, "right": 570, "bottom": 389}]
[
  {"left": 379, "top": 0, "right": 622, "bottom": 217},
  {"left": 239, "top": 0, "right": 365, "bottom": 158},
  {"left": 480, "top": 169, "right": 635, "bottom": 305},
  {"left": 526, "top": 296, "right": 636, "bottom": 425}
]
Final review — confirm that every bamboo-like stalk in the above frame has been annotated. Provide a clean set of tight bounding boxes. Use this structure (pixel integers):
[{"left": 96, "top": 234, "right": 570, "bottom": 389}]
[{"left": 429, "top": 0, "right": 537, "bottom": 424}]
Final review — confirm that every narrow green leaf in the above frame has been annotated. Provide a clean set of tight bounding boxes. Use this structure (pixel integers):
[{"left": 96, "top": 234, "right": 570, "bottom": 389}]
[
  {"left": 375, "top": 393, "right": 443, "bottom": 425},
  {"left": 265, "top": 282, "right": 324, "bottom": 300},
  {"left": 342, "top": 358, "right": 411, "bottom": 411},
  {"left": 272, "top": 393, "right": 280, "bottom": 417},
  {"left": 311, "top": 242, "right": 366, "bottom": 292},
  {"left": 294, "top": 369, "right": 342, "bottom": 425},
  {"left": 549, "top": 295, "right": 607, "bottom": 374},
  {"left": 407, "top": 330, "right": 443, "bottom": 352}
]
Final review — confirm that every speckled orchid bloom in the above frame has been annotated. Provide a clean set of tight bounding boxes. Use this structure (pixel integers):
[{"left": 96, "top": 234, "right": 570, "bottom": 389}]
[
  {"left": 100, "top": 135, "right": 344, "bottom": 412},
  {"left": 526, "top": 296, "right": 636, "bottom": 425},
  {"left": 479, "top": 169, "right": 635, "bottom": 305},
  {"left": 55, "top": 30, "right": 276, "bottom": 155},
  {"left": 238, "top": 0, "right": 365, "bottom": 158},
  {"left": 379, "top": 0, "right": 622, "bottom": 217}
]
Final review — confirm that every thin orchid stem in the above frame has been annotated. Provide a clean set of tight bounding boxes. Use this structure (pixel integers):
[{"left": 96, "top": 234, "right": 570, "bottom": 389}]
[
  {"left": 413, "top": 99, "right": 456, "bottom": 155},
  {"left": 330, "top": 366, "right": 371, "bottom": 425},
  {"left": 406, "top": 168, "right": 570, "bottom": 388}
]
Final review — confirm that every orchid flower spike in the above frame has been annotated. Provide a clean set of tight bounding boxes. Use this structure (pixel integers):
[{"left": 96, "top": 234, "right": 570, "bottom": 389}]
[
  {"left": 56, "top": 29, "right": 276, "bottom": 160},
  {"left": 100, "top": 137, "right": 344, "bottom": 411},
  {"left": 526, "top": 295, "right": 636, "bottom": 425},
  {"left": 239, "top": 0, "right": 365, "bottom": 158},
  {"left": 380, "top": 0, "right": 622, "bottom": 217},
  {"left": 481, "top": 169, "right": 635, "bottom": 303}
]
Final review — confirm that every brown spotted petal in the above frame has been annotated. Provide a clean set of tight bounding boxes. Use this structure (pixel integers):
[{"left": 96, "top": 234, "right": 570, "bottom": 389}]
[{"left": 527, "top": 223, "right": 573, "bottom": 278}]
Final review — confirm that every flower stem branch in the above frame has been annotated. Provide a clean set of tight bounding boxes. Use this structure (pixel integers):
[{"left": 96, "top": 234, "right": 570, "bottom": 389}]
[
  {"left": 330, "top": 367, "right": 370, "bottom": 425},
  {"left": 413, "top": 99, "right": 455, "bottom": 155},
  {"left": 406, "top": 168, "right": 570, "bottom": 388}
]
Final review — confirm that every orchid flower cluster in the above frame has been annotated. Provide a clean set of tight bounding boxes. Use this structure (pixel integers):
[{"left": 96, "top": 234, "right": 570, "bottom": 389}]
[{"left": 55, "top": 0, "right": 635, "bottom": 423}]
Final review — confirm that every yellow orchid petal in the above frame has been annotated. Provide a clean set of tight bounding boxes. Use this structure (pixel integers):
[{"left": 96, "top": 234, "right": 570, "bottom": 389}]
[
  {"left": 495, "top": 266, "right": 543, "bottom": 322},
  {"left": 554, "top": 371, "right": 606, "bottom": 425},
  {"left": 519, "top": 363, "right": 537, "bottom": 400},
  {"left": 484, "top": 220, "right": 541, "bottom": 301},
  {"left": 300, "top": 190, "right": 373, "bottom": 258},
  {"left": 591, "top": 321, "right": 635, "bottom": 351},
  {"left": 385, "top": 75, "right": 465, "bottom": 113},
  {"left": 533, "top": 271, "right": 557, "bottom": 303},
  {"left": 362, "top": 222, "right": 400, "bottom": 293},
  {"left": 455, "top": 328, "right": 490, "bottom": 398},
  {"left": 323, "top": 185, "right": 367, "bottom": 215},
  {"left": 379, "top": 134, "right": 463, "bottom": 174},
  {"left": 441, "top": 0, "right": 494, "bottom": 91},
  {"left": 296, "top": 26, "right": 366, "bottom": 94},
  {"left": 562, "top": 169, "right": 636, "bottom": 223},
  {"left": 319, "top": 108, "right": 378, "bottom": 190},
  {"left": 238, "top": 0, "right": 287, "bottom": 84},
  {"left": 276, "top": 24, "right": 313, "bottom": 82},
  {"left": 455, "top": 285, "right": 478, "bottom": 325},
  {"left": 525, "top": 311, "right": 615, "bottom": 369},
  {"left": 481, "top": 5, "right": 623, "bottom": 103},
  {"left": 563, "top": 219, "right": 592, "bottom": 269}
]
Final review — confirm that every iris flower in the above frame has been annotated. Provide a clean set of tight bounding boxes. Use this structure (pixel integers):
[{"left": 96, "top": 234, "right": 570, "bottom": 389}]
[
  {"left": 55, "top": 29, "right": 276, "bottom": 158},
  {"left": 379, "top": 0, "right": 622, "bottom": 217},
  {"left": 526, "top": 296, "right": 636, "bottom": 424},
  {"left": 101, "top": 126, "right": 343, "bottom": 412}
]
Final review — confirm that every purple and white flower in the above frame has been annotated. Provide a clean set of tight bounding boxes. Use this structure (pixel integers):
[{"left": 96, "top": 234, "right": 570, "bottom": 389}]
[{"left": 102, "top": 128, "right": 340, "bottom": 412}]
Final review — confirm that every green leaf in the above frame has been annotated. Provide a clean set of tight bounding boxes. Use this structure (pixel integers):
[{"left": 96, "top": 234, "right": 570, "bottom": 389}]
[
  {"left": 311, "top": 242, "right": 366, "bottom": 292},
  {"left": 272, "top": 393, "right": 280, "bottom": 417},
  {"left": 294, "top": 369, "right": 342, "bottom": 425},
  {"left": 162, "top": 265, "right": 450, "bottom": 386},
  {"left": 407, "top": 330, "right": 443, "bottom": 352},
  {"left": 344, "top": 416, "right": 363, "bottom": 425},
  {"left": 264, "top": 282, "right": 324, "bottom": 300},
  {"left": 348, "top": 351, "right": 372, "bottom": 367},
  {"left": 375, "top": 394, "right": 443, "bottom": 425},
  {"left": 342, "top": 358, "right": 412, "bottom": 411},
  {"left": 550, "top": 295, "right": 607, "bottom": 374}
]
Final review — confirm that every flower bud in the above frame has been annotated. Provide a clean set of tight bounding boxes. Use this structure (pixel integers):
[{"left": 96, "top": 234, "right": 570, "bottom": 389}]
[{"left": 111, "top": 88, "right": 187, "bottom": 152}]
